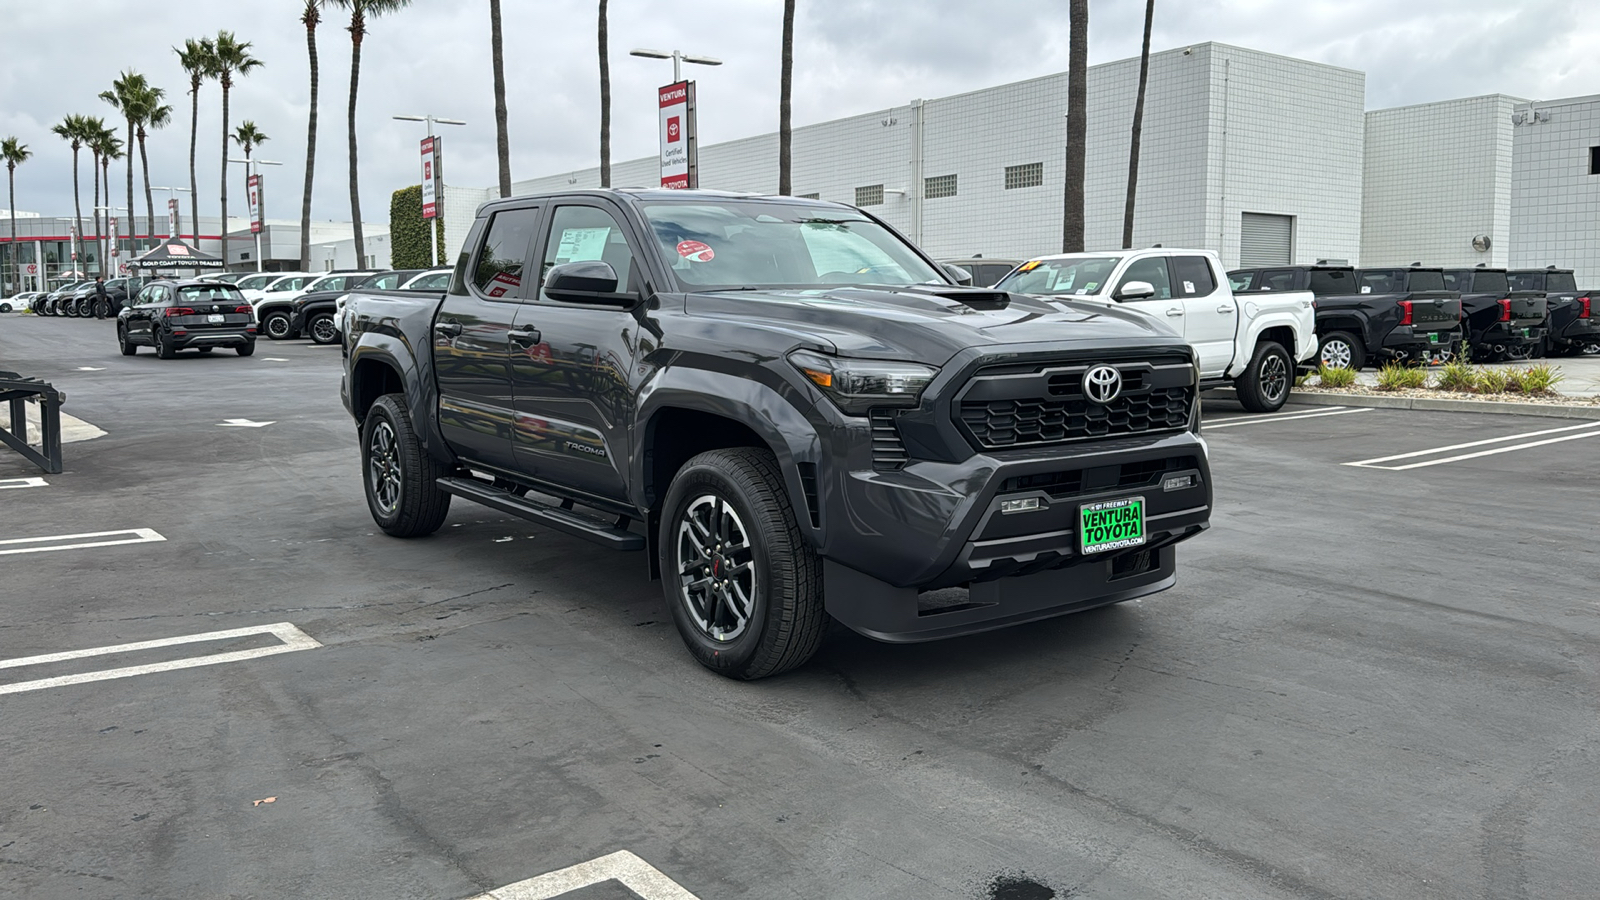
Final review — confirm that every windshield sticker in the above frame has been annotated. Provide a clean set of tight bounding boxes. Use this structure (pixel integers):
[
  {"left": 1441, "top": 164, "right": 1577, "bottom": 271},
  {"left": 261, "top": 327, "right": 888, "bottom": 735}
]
[
  {"left": 1018, "top": 260, "right": 1042, "bottom": 272},
  {"left": 676, "top": 239, "right": 715, "bottom": 262},
  {"left": 1183, "top": 281, "right": 1195, "bottom": 293},
  {"left": 1360, "top": 286, "right": 1372, "bottom": 293},
  {"left": 1075, "top": 288, "right": 1088, "bottom": 295},
  {"left": 1084, "top": 282, "right": 1099, "bottom": 291},
  {"left": 555, "top": 227, "right": 611, "bottom": 263}
]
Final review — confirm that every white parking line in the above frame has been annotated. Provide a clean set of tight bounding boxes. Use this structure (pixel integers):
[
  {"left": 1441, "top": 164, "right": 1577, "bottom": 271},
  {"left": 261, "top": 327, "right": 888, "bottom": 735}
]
[
  {"left": 1207, "top": 407, "right": 1371, "bottom": 429},
  {"left": 0, "top": 477, "right": 48, "bottom": 490},
  {"left": 466, "top": 851, "right": 701, "bottom": 900},
  {"left": 0, "top": 528, "right": 166, "bottom": 556},
  {"left": 1345, "top": 421, "right": 1600, "bottom": 470},
  {"left": 0, "top": 622, "right": 321, "bottom": 696}
]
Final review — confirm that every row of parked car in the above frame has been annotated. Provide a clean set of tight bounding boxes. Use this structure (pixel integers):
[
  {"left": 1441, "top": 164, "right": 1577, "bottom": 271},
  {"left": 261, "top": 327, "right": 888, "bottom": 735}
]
[{"left": 12, "top": 278, "right": 143, "bottom": 317}]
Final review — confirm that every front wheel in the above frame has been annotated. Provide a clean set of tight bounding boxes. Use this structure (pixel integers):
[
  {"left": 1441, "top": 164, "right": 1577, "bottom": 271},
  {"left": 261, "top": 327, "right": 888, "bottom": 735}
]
[
  {"left": 659, "top": 448, "right": 825, "bottom": 680},
  {"left": 308, "top": 314, "right": 339, "bottom": 345},
  {"left": 1236, "top": 340, "right": 1292, "bottom": 412},
  {"left": 361, "top": 394, "right": 451, "bottom": 537},
  {"left": 1317, "top": 331, "right": 1365, "bottom": 372},
  {"left": 263, "top": 312, "right": 294, "bottom": 340}
]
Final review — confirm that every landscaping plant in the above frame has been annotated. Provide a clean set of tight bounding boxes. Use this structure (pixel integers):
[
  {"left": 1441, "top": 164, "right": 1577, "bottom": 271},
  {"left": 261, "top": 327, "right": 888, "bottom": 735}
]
[
  {"left": 1316, "top": 365, "right": 1357, "bottom": 388},
  {"left": 1375, "top": 362, "right": 1427, "bottom": 391}
]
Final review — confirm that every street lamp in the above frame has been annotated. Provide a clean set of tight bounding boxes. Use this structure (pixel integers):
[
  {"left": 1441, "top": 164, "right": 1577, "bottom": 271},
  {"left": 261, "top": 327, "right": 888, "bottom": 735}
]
[
  {"left": 628, "top": 48, "right": 722, "bottom": 83},
  {"left": 227, "top": 159, "right": 282, "bottom": 271},
  {"left": 93, "top": 205, "right": 128, "bottom": 277},
  {"left": 393, "top": 115, "right": 465, "bottom": 266}
]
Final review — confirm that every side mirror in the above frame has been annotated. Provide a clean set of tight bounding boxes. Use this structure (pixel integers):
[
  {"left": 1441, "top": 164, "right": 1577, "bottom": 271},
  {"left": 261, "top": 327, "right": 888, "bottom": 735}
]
[
  {"left": 1114, "top": 280, "right": 1156, "bottom": 301},
  {"left": 943, "top": 263, "right": 974, "bottom": 286},
  {"left": 543, "top": 260, "right": 636, "bottom": 306}
]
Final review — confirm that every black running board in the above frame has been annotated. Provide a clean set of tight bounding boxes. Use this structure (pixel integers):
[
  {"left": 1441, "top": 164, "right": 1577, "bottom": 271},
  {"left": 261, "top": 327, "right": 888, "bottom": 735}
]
[{"left": 436, "top": 477, "right": 645, "bottom": 551}]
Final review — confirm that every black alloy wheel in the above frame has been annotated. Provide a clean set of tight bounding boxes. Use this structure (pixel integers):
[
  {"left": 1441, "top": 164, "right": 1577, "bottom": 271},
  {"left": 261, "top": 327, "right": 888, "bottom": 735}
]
[
  {"left": 155, "top": 332, "right": 176, "bottom": 359},
  {"left": 309, "top": 314, "right": 340, "bottom": 345},
  {"left": 118, "top": 324, "right": 137, "bottom": 355},
  {"left": 236, "top": 340, "right": 255, "bottom": 357},
  {"left": 263, "top": 312, "right": 293, "bottom": 340},
  {"left": 360, "top": 394, "right": 451, "bottom": 537},
  {"left": 1237, "top": 341, "right": 1292, "bottom": 413}
]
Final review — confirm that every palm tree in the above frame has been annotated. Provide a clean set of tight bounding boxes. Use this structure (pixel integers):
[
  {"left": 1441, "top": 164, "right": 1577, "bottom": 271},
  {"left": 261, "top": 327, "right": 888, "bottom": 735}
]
[
  {"left": 778, "top": 0, "right": 796, "bottom": 195},
  {"left": 211, "top": 31, "right": 265, "bottom": 266},
  {"left": 1062, "top": 0, "right": 1088, "bottom": 252},
  {"left": 51, "top": 114, "right": 92, "bottom": 273},
  {"left": 132, "top": 88, "right": 173, "bottom": 242},
  {"left": 3, "top": 137, "right": 32, "bottom": 294},
  {"left": 598, "top": 0, "right": 610, "bottom": 188},
  {"left": 233, "top": 121, "right": 269, "bottom": 159},
  {"left": 1122, "top": 0, "right": 1155, "bottom": 249},
  {"left": 300, "top": 0, "right": 326, "bottom": 269},
  {"left": 100, "top": 71, "right": 148, "bottom": 251},
  {"left": 175, "top": 38, "right": 214, "bottom": 244},
  {"left": 333, "top": 0, "right": 413, "bottom": 265},
  {"left": 88, "top": 119, "right": 107, "bottom": 268},
  {"left": 490, "top": 0, "right": 511, "bottom": 197}
]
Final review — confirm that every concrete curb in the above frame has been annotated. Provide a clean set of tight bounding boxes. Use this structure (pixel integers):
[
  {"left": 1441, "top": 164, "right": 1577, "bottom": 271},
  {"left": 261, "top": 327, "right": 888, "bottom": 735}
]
[{"left": 1288, "top": 390, "right": 1600, "bottom": 420}]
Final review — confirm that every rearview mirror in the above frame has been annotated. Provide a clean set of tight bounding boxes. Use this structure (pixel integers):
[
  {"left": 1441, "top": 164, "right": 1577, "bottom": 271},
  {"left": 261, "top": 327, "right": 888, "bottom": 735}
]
[
  {"left": 943, "top": 263, "right": 973, "bottom": 287},
  {"left": 543, "top": 260, "right": 637, "bottom": 306},
  {"left": 1114, "top": 280, "right": 1156, "bottom": 301}
]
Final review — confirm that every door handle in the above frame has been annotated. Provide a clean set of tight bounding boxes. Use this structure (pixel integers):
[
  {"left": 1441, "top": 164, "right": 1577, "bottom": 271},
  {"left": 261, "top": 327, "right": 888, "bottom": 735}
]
[
  {"left": 1165, "top": 307, "right": 1184, "bottom": 317},
  {"left": 435, "top": 320, "right": 462, "bottom": 339},
  {"left": 508, "top": 326, "right": 541, "bottom": 346},
  {"left": 1217, "top": 305, "right": 1235, "bottom": 314}
]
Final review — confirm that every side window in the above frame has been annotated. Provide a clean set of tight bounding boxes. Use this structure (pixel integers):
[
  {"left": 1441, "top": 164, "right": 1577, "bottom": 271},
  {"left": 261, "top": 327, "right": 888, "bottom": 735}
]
[
  {"left": 1227, "top": 270, "right": 1255, "bottom": 292},
  {"left": 411, "top": 272, "right": 451, "bottom": 290},
  {"left": 1171, "top": 256, "right": 1217, "bottom": 297},
  {"left": 1259, "top": 269, "right": 1298, "bottom": 293},
  {"left": 473, "top": 207, "right": 541, "bottom": 299},
  {"left": 1116, "top": 257, "right": 1173, "bottom": 301},
  {"left": 1309, "top": 269, "right": 1355, "bottom": 294},
  {"left": 540, "top": 205, "right": 637, "bottom": 298}
]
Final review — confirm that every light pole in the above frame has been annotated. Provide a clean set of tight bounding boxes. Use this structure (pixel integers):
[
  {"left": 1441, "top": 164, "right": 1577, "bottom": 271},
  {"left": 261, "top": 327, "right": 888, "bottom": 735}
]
[
  {"left": 628, "top": 48, "right": 722, "bottom": 83},
  {"left": 150, "top": 186, "right": 193, "bottom": 241},
  {"left": 93, "top": 205, "right": 128, "bottom": 277},
  {"left": 393, "top": 115, "right": 465, "bottom": 266},
  {"left": 228, "top": 159, "right": 282, "bottom": 271}
]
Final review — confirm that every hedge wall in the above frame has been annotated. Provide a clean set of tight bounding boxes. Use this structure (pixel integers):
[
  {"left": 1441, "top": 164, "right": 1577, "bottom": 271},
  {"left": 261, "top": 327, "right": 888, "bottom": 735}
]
[{"left": 389, "top": 184, "right": 447, "bottom": 269}]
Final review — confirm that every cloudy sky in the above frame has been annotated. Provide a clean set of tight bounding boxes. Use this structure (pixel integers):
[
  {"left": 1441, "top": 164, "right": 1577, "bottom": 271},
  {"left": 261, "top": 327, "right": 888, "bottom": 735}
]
[{"left": 2, "top": 0, "right": 1595, "bottom": 226}]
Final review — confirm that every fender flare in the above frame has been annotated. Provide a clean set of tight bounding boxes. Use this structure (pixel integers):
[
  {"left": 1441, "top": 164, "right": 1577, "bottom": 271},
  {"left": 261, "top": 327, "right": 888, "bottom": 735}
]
[{"left": 347, "top": 337, "right": 456, "bottom": 464}]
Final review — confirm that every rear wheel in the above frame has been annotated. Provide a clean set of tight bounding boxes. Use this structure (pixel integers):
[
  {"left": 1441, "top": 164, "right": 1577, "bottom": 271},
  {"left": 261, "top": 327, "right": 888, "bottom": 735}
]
[
  {"left": 263, "top": 312, "right": 293, "bottom": 340},
  {"left": 1236, "top": 340, "right": 1292, "bottom": 412},
  {"left": 308, "top": 314, "right": 339, "bottom": 345},
  {"left": 1317, "top": 331, "right": 1365, "bottom": 371},
  {"left": 660, "top": 448, "right": 825, "bottom": 680},
  {"left": 236, "top": 340, "right": 255, "bottom": 357},
  {"left": 118, "top": 324, "right": 137, "bottom": 356},
  {"left": 361, "top": 394, "right": 451, "bottom": 537},
  {"left": 155, "top": 332, "right": 175, "bottom": 359}
]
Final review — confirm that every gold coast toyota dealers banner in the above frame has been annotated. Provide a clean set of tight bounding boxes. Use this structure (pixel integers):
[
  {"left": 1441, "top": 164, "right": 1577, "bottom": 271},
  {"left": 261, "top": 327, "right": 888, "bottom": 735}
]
[{"left": 658, "top": 81, "right": 697, "bottom": 189}]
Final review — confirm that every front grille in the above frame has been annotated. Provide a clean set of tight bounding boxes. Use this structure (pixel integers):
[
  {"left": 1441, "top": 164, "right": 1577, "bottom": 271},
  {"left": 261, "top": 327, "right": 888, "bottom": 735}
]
[
  {"left": 869, "top": 409, "right": 909, "bottom": 471},
  {"left": 957, "top": 358, "right": 1194, "bottom": 450}
]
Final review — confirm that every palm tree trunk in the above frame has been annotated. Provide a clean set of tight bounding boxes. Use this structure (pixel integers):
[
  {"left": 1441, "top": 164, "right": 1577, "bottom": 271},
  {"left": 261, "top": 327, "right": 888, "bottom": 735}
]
[
  {"left": 779, "top": 0, "right": 795, "bottom": 195},
  {"left": 1122, "top": 0, "right": 1154, "bottom": 249},
  {"left": 491, "top": 0, "right": 511, "bottom": 197},
  {"left": 598, "top": 0, "right": 610, "bottom": 188},
  {"left": 8, "top": 166, "right": 17, "bottom": 287},
  {"left": 124, "top": 119, "right": 135, "bottom": 252},
  {"left": 139, "top": 127, "right": 156, "bottom": 242},
  {"left": 221, "top": 81, "right": 231, "bottom": 265},
  {"left": 102, "top": 161, "right": 112, "bottom": 267},
  {"left": 301, "top": 20, "right": 320, "bottom": 270},
  {"left": 71, "top": 147, "right": 83, "bottom": 275},
  {"left": 189, "top": 79, "right": 200, "bottom": 241},
  {"left": 92, "top": 149, "right": 102, "bottom": 272},
  {"left": 1061, "top": 0, "right": 1088, "bottom": 253},
  {"left": 347, "top": 16, "right": 365, "bottom": 264}
]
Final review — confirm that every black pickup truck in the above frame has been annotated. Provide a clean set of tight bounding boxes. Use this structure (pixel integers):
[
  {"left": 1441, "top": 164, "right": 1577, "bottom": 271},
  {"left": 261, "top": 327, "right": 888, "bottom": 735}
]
[
  {"left": 341, "top": 189, "right": 1213, "bottom": 678},
  {"left": 1441, "top": 267, "right": 1548, "bottom": 361},
  {"left": 1508, "top": 267, "right": 1598, "bottom": 357},
  {"left": 1228, "top": 264, "right": 1461, "bottom": 369}
]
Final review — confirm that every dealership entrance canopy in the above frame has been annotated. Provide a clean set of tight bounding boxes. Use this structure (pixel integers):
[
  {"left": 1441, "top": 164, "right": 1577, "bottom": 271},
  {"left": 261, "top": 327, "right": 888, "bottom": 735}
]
[{"left": 128, "top": 237, "right": 225, "bottom": 271}]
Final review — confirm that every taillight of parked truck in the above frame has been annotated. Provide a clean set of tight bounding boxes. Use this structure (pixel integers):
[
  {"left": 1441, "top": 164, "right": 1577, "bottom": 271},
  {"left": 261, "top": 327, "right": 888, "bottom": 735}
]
[
  {"left": 1498, "top": 298, "right": 1512, "bottom": 321},
  {"left": 1580, "top": 296, "right": 1592, "bottom": 319},
  {"left": 1398, "top": 300, "right": 1412, "bottom": 326}
]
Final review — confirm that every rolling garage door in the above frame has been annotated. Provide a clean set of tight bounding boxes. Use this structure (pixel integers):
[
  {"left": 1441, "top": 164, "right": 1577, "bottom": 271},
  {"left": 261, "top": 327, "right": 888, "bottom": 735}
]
[{"left": 1239, "top": 213, "right": 1293, "bottom": 267}]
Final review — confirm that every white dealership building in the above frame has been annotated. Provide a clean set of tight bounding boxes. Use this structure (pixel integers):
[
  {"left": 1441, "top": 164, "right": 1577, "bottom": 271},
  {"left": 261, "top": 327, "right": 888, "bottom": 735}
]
[{"left": 446, "top": 42, "right": 1600, "bottom": 283}]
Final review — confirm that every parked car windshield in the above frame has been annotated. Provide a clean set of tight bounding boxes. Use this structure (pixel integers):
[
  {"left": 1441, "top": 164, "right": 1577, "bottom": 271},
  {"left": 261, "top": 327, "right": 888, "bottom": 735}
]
[
  {"left": 995, "top": 258, "right": 1120, "bottom": 296},
  {"left": 236, "top": 273, "right": 278, "bottom": 290},
  {"left": 639, "top": 200, "right": 945, "bottom": 291}
]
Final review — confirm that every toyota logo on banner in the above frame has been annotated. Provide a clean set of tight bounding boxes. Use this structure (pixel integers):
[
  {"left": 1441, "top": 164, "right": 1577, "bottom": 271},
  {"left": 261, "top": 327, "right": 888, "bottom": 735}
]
[{"left": 1083, "top": 365, "right": 1123, "bottom": 404}]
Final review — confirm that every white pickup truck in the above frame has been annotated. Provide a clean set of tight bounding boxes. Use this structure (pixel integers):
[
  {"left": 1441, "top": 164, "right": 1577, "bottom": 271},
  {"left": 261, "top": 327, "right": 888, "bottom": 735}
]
[{"left": 994, "top": 248, "right": 1317, "bottom": 412}]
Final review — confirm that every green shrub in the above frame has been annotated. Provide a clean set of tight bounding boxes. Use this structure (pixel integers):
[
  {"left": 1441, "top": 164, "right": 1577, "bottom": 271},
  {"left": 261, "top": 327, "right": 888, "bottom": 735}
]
[
  {"left": 1375, "top": 363, "right": 1427, "bottom": 391},
  {"left": 1434, "top": 359, "right": 1477, "bottom": 393},
  {"left": 1476, "top": 368, "right": 1510, "bottom": 393},
  {"left": 389, "top": 184, "right": 447, "bottom": 269},
  {"left": 1515, "top": 363, "right": 1563, "bottom": 396},
  {"left": 1317, "top": 365, "right": 1357, "bottom": 389}
]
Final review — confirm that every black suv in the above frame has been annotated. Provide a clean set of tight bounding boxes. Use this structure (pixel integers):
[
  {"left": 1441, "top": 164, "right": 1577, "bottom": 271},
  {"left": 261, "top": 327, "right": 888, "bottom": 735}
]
[{"left": 117, "top": 280, "right": 258, "bottom": 358}]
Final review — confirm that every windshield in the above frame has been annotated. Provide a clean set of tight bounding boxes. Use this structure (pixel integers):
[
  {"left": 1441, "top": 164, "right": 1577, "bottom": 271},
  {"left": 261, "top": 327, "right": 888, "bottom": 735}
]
[
  {"left": 237, "top": 273, "right": 277, "bottom": 290},
  {"left": 995, "top": 257, "right": 1120, "bottom": 296},
  {"left": 639, "top": 200, "right": 944, "bottom": 291}
]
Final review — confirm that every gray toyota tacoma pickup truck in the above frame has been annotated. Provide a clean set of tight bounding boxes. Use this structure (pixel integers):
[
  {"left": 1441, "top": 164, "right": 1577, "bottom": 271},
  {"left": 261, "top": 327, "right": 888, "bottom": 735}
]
[{"left": 341, "top": 189, "right": 1213, "bottom": 678}]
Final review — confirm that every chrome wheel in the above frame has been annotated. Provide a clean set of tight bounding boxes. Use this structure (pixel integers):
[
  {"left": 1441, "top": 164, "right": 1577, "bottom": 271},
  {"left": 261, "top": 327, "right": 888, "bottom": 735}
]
[
  {"left": 1260, "top": 353, "right": 1289, "bottom": 403},
  {"left": 675, "top": 494, "right": 756, "bottom": 642},
  {"left": 311, "top": 316, "right": 338, "bottom": 344},
  {"left": 264, "top": 314, "right": 291, "bottom": 339},
  {"left": 1320, "top": 338, "right": 1353, "bottom": 370},
  {"left": 368, "top": 420, "right": 402, "bottom": 515}
]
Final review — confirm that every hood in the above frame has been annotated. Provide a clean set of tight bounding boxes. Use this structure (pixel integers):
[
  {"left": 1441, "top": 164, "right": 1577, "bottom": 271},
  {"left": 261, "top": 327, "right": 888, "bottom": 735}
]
[{"left": 684, "top": 286, "right": 1182, "bottom": 364}]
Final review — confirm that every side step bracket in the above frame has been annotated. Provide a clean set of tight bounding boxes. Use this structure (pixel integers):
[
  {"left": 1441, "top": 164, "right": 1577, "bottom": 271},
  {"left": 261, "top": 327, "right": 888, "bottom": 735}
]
[{"left": 436, "top": 476, "right": 645, "bottom": 551}]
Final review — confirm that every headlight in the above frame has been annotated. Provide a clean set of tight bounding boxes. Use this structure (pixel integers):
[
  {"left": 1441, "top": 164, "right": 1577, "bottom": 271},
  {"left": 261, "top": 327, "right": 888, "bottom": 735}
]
[{"left": 788, "top": 349, "right": 937, "bottom": 415}]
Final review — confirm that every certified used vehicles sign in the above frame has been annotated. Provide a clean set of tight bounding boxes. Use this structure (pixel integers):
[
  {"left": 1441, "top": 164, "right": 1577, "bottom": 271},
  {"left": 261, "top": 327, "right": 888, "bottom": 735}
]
[{"left": 1080, "top": 496, "right": 1146, "bottom": 555}]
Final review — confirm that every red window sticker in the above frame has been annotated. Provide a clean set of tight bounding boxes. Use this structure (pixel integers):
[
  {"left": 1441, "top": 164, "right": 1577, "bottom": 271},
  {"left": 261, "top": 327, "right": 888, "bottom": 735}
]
[{"left": 676, "top": 240, "right": 715, "bottom": 262}]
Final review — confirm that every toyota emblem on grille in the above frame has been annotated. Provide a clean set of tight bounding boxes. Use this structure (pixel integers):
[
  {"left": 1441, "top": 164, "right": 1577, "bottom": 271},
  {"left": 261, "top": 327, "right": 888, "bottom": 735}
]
[{"left": 1084, "top": 365, "right": 1122, "bottom": 404}]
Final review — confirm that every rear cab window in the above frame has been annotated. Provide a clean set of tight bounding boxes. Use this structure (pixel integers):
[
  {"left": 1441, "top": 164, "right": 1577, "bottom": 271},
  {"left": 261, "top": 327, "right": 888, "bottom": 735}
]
[
  {"left": 1258, "top": 269, "right": 1299, "bottom": 292},
  {"left": 1170, "top": 256, "right": 1216, "bottom": 297},
  {"left": 1309, "top": 269, "right": 1356, "bottom": 294},
  {"left": 473, "top": 207, "right": 542, "bottom": 299}
]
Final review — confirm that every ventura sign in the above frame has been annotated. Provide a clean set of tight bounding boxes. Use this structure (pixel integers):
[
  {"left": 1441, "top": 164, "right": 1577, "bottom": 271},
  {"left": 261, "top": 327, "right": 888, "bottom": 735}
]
[
  {"left": 420, "top": 136, "right": 441, "bottom": 219},
  {"left": 657, "top": 81, "right": 697, "bottom": 189}
]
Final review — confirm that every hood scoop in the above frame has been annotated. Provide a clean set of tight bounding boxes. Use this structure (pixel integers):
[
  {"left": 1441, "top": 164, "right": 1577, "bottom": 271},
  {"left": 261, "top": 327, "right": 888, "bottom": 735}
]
[{"left": 900, "top": 284, "right": 1012, "bottom": 310}]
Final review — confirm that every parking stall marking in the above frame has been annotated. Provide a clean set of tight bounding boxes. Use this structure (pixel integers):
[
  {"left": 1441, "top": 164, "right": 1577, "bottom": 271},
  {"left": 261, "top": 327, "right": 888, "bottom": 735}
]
[
  {"left": 1345, "top": 420, "right": 1600, "bottom": 471},
  {"left": 0, "top": 477, "right": 48, "bottom": 490},
  {"left": 465, "top": 851, "right": 701, "bottom": 900},
  {"left": 1206, "top": 407, "right": 1372, "bottom": 430},
  {"left": 0, "top": 528, "right": 166, "bottom": 556},
  {"left": 0, "top": 622, "right": 321, "bottom": 696}
]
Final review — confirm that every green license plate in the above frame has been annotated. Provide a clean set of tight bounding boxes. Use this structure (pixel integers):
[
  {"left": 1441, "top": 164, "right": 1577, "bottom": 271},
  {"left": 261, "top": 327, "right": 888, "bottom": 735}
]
[{"left": 1080, "top": 496, "right": 1146, "bottom": 555}]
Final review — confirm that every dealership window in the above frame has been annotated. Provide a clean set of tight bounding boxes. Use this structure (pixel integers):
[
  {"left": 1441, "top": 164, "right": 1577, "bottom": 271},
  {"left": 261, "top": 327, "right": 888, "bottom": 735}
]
[
  {"left": 1004, "top": 163, "right": 1044, "bottom": 189},
  {"left": 855, "top": 184, "right": 884, "bottom": 206},
  {"left": 924, "top": 174, "right": 957, "bottom": 199},
  {"left": 1590, "top": 146, "right": 1600, "bottom": 175}
]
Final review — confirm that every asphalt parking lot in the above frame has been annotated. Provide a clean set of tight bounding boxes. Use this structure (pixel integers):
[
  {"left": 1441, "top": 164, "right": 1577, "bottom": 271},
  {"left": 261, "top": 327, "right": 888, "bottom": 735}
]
[{"left": 2, "top": 315, "right": 1597, "bottom": 900}]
